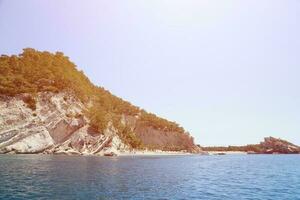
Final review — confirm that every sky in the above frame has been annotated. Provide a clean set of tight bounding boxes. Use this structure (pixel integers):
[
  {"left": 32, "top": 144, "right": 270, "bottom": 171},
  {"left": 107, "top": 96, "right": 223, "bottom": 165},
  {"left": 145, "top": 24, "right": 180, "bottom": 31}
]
[{"left": 0, "top": 0, "right": 299, "bottom": 146}]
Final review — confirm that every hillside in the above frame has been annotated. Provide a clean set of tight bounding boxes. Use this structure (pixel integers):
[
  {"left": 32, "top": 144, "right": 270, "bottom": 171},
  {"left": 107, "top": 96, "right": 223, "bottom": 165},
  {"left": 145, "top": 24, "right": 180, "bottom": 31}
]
[{"left": 0, "top": 48, "right": 200, "bottom": 155}]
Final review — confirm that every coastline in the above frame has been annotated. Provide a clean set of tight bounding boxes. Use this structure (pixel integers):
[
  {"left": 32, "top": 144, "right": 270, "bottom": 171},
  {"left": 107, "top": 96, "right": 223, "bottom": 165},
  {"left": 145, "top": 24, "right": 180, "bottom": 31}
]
[
  {"left": 207, "top": 151, "right": 247, "bottom": 155},
  {"left": 119, "top": 150, "right": 194, "bottom": 156},
  {"left": 0, "top": 150, "right": 195, "bottom": 157},
  {"left": 1, "top": 150, "right": 299, "bottom": 157}
]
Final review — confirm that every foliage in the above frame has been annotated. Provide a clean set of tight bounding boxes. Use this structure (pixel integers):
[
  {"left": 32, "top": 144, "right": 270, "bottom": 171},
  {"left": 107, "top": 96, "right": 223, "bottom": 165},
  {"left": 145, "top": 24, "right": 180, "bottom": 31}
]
[
  {"left": 139, "top": 111, "right": 184, "bottom": 133},
  {"left": 0, "top": 48, "right": 94, "bottom": 100},
  {"left": 118, "top": 126, "right": 143, "bottom": 149},
  {"left": 201, "top": 144, "right": 262, "bottom": 152},
  {"left": 88, "top": 105, "right": 111, "bottom": 133}
]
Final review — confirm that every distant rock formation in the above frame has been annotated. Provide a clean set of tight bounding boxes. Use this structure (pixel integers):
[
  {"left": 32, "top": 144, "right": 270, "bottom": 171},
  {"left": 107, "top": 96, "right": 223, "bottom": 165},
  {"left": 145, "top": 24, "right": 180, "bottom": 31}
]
[
  {"left": 201, "top": 137, "right": 300, "bottom": 154},
  {"left": 258, "top": 137, "right": 300, "bottom": 154}
]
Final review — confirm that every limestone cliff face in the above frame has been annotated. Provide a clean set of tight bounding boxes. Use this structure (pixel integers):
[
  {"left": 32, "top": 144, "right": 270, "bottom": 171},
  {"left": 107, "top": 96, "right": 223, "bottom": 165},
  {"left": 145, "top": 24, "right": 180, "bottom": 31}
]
[{"left": 0, "top": 92, "right": 128, "bottom": 155}]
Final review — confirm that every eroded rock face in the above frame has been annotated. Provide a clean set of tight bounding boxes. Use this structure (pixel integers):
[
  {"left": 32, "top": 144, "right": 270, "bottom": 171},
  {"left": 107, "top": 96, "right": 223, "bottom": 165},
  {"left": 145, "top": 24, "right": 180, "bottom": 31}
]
[
  {"left": 122, "top": 115, "right": 202, "bottom": 153},
  {"left": 0, "top": 92, "right": 128, "bottom": 155},
  {"left": 260, "top": 137, "right": 300, "bottom": 154}
]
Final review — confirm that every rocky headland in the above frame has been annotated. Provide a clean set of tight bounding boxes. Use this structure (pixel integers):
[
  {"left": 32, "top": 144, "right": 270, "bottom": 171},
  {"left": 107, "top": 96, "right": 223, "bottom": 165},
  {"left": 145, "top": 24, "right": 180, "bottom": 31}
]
[{"left": 0, "top": 49, "right": 202, "bottom": 156}]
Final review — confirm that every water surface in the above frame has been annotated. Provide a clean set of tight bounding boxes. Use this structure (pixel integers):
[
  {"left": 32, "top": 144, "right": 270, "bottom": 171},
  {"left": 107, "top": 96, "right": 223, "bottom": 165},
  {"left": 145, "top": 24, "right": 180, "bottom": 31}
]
[{"left": 0, "top": 154, "right": 299, "bottom": 200}]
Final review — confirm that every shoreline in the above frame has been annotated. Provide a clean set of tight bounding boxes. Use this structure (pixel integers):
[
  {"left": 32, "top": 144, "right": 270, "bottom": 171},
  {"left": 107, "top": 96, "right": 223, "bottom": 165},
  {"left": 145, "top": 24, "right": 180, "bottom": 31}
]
[
  {"left": 207, "top": 151, "right": 247, "bottom": 155},
  {"left": 0, "top": 150, "right": 197, "bottom": 157},
  {"left": 0, "top": 151, "right": 299, "bottom": 156},
  {"left": 119, "top": 150, "right": 195, "bottom": 156}
]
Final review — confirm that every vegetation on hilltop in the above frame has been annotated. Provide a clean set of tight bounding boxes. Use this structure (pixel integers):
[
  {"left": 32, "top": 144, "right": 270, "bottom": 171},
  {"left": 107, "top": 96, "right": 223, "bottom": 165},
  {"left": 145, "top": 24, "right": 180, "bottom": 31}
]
[
  {"left": 0, "top": 48, "right": 94, "bottom": 100},
  {"left": 0, "top": 49, "right": 193, "bottom": 150}
]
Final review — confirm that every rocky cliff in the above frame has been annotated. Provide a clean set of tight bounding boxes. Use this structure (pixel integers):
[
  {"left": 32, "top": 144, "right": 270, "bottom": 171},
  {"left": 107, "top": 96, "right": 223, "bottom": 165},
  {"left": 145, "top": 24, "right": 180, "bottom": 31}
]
[
  {"left": 0, "top": 92, "right": 128, "bottom": 155},
  {"left": 0, "top": 49, "right": 201, "bottom": 155}
]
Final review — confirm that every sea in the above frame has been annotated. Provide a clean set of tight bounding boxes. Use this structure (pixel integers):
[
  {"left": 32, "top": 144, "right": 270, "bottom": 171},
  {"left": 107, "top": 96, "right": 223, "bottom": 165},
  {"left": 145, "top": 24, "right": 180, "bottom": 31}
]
[{"left": 0, "top": 154, "right": 299, "bottom": 200}]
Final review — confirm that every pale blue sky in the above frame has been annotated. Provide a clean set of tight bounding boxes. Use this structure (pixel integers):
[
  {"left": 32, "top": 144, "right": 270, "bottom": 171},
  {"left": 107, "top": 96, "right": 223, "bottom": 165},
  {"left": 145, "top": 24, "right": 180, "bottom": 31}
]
[{"left": 0, "top": 0, "right": 299, "bottom": 146}]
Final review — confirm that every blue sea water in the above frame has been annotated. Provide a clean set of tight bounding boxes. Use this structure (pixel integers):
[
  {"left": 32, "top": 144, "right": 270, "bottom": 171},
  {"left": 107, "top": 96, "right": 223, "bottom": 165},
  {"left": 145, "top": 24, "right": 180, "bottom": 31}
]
[{"left": 0, "top": 154, "right": 299, "bottom": 200}]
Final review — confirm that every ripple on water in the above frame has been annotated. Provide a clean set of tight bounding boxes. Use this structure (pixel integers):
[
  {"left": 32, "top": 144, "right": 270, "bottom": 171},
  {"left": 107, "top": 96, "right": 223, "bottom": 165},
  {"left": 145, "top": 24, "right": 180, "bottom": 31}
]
[{"left": 0, "top": 154, "right": 300, "bottom": 200}]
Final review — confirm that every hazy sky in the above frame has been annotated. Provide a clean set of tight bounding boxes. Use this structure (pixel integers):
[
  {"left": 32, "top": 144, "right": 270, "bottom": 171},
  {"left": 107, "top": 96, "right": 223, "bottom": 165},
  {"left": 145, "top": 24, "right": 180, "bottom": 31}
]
[{"left": 0, "top": 0, "right": 299, "bottom": 146}]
